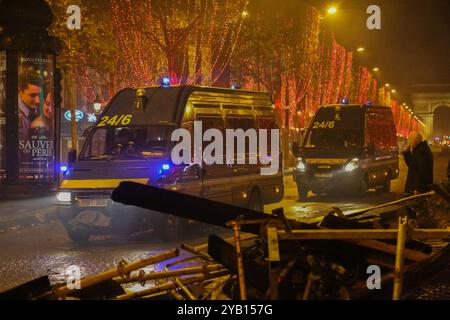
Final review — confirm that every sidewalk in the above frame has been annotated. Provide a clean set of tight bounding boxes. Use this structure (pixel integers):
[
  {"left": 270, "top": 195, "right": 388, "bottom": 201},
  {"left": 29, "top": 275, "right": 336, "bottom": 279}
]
[{"left": 0, "top": 185, "right": 58, "bottom": 232}]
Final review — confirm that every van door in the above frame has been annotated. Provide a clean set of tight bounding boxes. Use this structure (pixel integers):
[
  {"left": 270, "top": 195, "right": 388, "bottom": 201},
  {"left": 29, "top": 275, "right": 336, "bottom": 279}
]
[
  {"left": 197, "top": 116, "right": 233, "bottom": 204},
  {"left": 225, "top": 116, "right": 259, "bottom": 208}
]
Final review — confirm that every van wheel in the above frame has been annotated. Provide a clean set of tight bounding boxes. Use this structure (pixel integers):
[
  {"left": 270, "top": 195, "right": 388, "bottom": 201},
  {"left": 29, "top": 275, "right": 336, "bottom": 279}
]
[
  {"left": 297, "top": 183, "right": 309, "bottom": 202},
  {"left": 248, "top": 190, "right": 263, "bottom": 212}
]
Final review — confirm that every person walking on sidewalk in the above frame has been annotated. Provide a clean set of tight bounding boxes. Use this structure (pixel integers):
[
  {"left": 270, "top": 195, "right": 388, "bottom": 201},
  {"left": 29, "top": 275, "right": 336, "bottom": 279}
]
[{"left": 403, "top": 132, "right": 434, "bottom": 195}]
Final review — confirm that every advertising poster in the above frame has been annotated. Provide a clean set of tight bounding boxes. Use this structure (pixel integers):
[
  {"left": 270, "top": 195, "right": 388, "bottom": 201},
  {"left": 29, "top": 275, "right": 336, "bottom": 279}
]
[
  {"left": 17, "top": 52, "right": 55, "bottom": 183},
  {"left": 0, "top": 52, "right": 6, "bottom": 180}
]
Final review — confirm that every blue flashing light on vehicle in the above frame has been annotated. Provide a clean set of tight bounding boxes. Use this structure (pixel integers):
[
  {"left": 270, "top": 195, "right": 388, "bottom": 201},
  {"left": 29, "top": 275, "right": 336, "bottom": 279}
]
[
  {"left": 161, "top": 77, "right": 171, "bottom": 87},
  {"left": 60, "top": 165, "right": 68, "bottom": 173},
  {"left": 159, "top": 163, "right": 172, "bottom": 175}
]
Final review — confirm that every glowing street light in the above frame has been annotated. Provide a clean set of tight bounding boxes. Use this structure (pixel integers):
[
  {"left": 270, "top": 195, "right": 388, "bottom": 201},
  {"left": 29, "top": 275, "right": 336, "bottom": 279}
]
[
  {"left": 356, "top": 47, "right": 365, "bottom": 52},
  {"left": 327, "top": 7, "right": 337, "bottom": 14},
  {"left": 93, "top": 95, "right": 102, "bottom": 112},
  {"left": 372, "top": 67, "right": 380, "bottom": 72},
  {"left": 391, "top": 89, "right": 396, "bottom": 93},
  {"left": 242, "top": 10, "right": 249, "bottom": 18},
  {"left": 93, "top": 102, "right": 102, "bottom": 112},
  {"left": 385, "top": 83, "right": 390, "bottom": 87}
]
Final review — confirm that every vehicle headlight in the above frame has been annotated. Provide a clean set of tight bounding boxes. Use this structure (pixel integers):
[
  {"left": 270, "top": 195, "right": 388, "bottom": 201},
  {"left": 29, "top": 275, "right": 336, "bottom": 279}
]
[
  {"left": 56, "top": 192, "right": 71, "bottom": 202},
  {"left": 296, "top": 158, "right": 306, "bottom": 171},
  {"left": 344, "top": 158, "right": 360, "bottom": 172}
]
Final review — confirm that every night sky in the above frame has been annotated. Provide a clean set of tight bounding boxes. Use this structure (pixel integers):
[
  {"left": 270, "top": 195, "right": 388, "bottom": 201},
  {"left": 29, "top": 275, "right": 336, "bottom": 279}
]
[
  {"left": 252, "top": 0, "right": 450, "bottom": 104},
  {"left": 325, "top": 0, "right": 450, "bottom": 103}
]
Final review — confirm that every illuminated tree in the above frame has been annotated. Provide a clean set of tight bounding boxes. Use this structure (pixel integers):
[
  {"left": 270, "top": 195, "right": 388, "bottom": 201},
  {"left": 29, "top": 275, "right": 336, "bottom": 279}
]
[
  {"left": 48, "top": 0, "right": 382, "bottom": 124},
  {"left": 110, "top": 0, "right": 249, "bottom": 86},
  {"left": 47, "top": 0, "right": 127, "bottom": 104},
  {"left": 48, "top": 0, "right": 248, "bottom": 104},
  {"left": 235, "top": 4, "right": 321, "bottom": 129}
]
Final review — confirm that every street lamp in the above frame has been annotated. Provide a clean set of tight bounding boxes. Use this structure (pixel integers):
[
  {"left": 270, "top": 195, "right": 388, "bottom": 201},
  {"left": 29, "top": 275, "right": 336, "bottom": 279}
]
[
  {"left": 356, "top": 47, "right": 365, "bottom": 52},
  {"left": 372, "top": 67, "right": 380, "bottom": 72},
  {"left": 385, "top": 83, "right": 390, "bottom": 87},
  {"left": 93, "top": 96, "right": 102, "bottom": 112},
  {"left": 391, "top": 89, "right": 396, "bottom": 93},
  {"left": 327, "top": 7, "right": 337, "bottom": 14},
  {"left": 242, "top": 10, "right": 249, "bottom": 18}
]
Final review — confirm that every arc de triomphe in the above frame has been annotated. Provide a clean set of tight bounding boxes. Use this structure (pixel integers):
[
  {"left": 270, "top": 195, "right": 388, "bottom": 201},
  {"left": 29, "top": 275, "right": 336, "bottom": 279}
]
[{"left": 411, "top": 84, "right": 450, "bottom": 138}]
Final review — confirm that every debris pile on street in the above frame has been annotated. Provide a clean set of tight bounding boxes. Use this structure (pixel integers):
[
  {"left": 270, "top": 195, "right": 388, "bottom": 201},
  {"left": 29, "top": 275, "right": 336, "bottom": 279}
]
[{"left": 1, "top": 180, "right": 449, "bottom": 300}]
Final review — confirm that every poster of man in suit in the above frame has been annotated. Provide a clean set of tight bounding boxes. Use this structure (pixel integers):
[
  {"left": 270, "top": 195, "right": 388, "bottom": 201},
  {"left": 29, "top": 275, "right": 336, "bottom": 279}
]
[{"left": 17, "top": 53, "right": 55, "bottom": 183}]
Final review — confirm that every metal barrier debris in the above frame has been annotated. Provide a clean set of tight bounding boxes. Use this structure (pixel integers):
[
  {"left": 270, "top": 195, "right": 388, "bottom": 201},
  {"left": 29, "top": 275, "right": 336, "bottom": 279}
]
[{"left": 1, "top": 181, "right": 449, "bottom": 300}]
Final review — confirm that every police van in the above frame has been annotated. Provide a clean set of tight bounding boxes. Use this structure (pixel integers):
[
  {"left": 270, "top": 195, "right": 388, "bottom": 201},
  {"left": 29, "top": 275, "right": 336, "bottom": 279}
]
[
  {"left": 293, "top": 103, "right": 399, "bottom": 201},
  {"left": 56, "top": 85, "right": 284, "bottom": 242}
]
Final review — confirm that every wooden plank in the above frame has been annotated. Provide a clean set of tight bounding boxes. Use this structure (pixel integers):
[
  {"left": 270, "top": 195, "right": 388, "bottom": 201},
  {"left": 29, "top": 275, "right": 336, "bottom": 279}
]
[
  {"left": 430, "top": 184, "right": 450, "bottom": 203},
  {"left": 366, "top": 251, "right": 397, "bottom": 270},
  {"left": 185, "top": 233, "right": 258, "bottom": 253},
  {"left": 306, "top": 191, "right": 436, "bottom": 224},
  {"left": 346, "top": 239, "right": 429, "bottom": 262},
  {"left": 277, "top": 229, "right": 450, "bottom": 240},
  {"left": 345, "top": 191, "right": 436, "bottom": 218},
  {"left": 411, "top": 229, "right": 450, "bottom": 240},
  {"left": 393, "top": 217, "right": 408, "bottom": 300},
  {"left": 278, "top": 229, "right": 399, "bottom": 240},
  {"left": 0, "top": 276, "right": 51, "bottom": 300},
  {"left": 350, "top": 244, "right": 450, "bottom": 300},
  {"left": 267, "top": 227, "right": 281, "bottom": 262}
]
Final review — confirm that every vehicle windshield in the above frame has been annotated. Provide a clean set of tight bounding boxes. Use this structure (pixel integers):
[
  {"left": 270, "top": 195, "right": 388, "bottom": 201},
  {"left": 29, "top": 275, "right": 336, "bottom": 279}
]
[
  {"left": 304, "top": 107, "right": 363, "bottom": 149},
  {"left": 80, "top": 126, "right": 172, "bottom": 159},
  {"left": 305, "top": 128, "right": 362, "bottom": 149}
]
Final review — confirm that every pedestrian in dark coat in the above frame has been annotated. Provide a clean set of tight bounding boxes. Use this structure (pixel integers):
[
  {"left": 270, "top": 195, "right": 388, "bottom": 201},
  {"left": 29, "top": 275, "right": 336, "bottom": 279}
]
[{"left": 403, "top": 132, "right": 434, "bottom": 194}]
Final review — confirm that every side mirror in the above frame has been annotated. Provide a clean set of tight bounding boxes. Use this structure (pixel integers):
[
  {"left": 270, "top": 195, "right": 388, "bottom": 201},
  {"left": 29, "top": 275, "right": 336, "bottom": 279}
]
[
  {"left": 68, "top": 149, "right": 77, "bottom": 166},
  {"left": 292, "top": 141, "right": 300, "bottom": 157}
]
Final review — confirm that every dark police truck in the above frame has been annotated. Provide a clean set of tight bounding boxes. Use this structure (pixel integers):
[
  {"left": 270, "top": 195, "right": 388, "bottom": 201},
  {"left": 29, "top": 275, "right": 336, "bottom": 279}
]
[
  {"left": 56, "top": 85, "right": 283, "bottom": 242},
  {"left": 293, "top": 103, "right": 399, "bottom": 201}
]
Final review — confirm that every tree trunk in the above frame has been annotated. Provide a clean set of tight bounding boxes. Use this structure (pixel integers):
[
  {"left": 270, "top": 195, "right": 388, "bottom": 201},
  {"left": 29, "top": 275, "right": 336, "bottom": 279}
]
[
  {"left": 167, "top": 48, "right": 177, "bottom": 84},
  {"left": 108, "top": 73, "right": 116, "bottom": 100}
]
